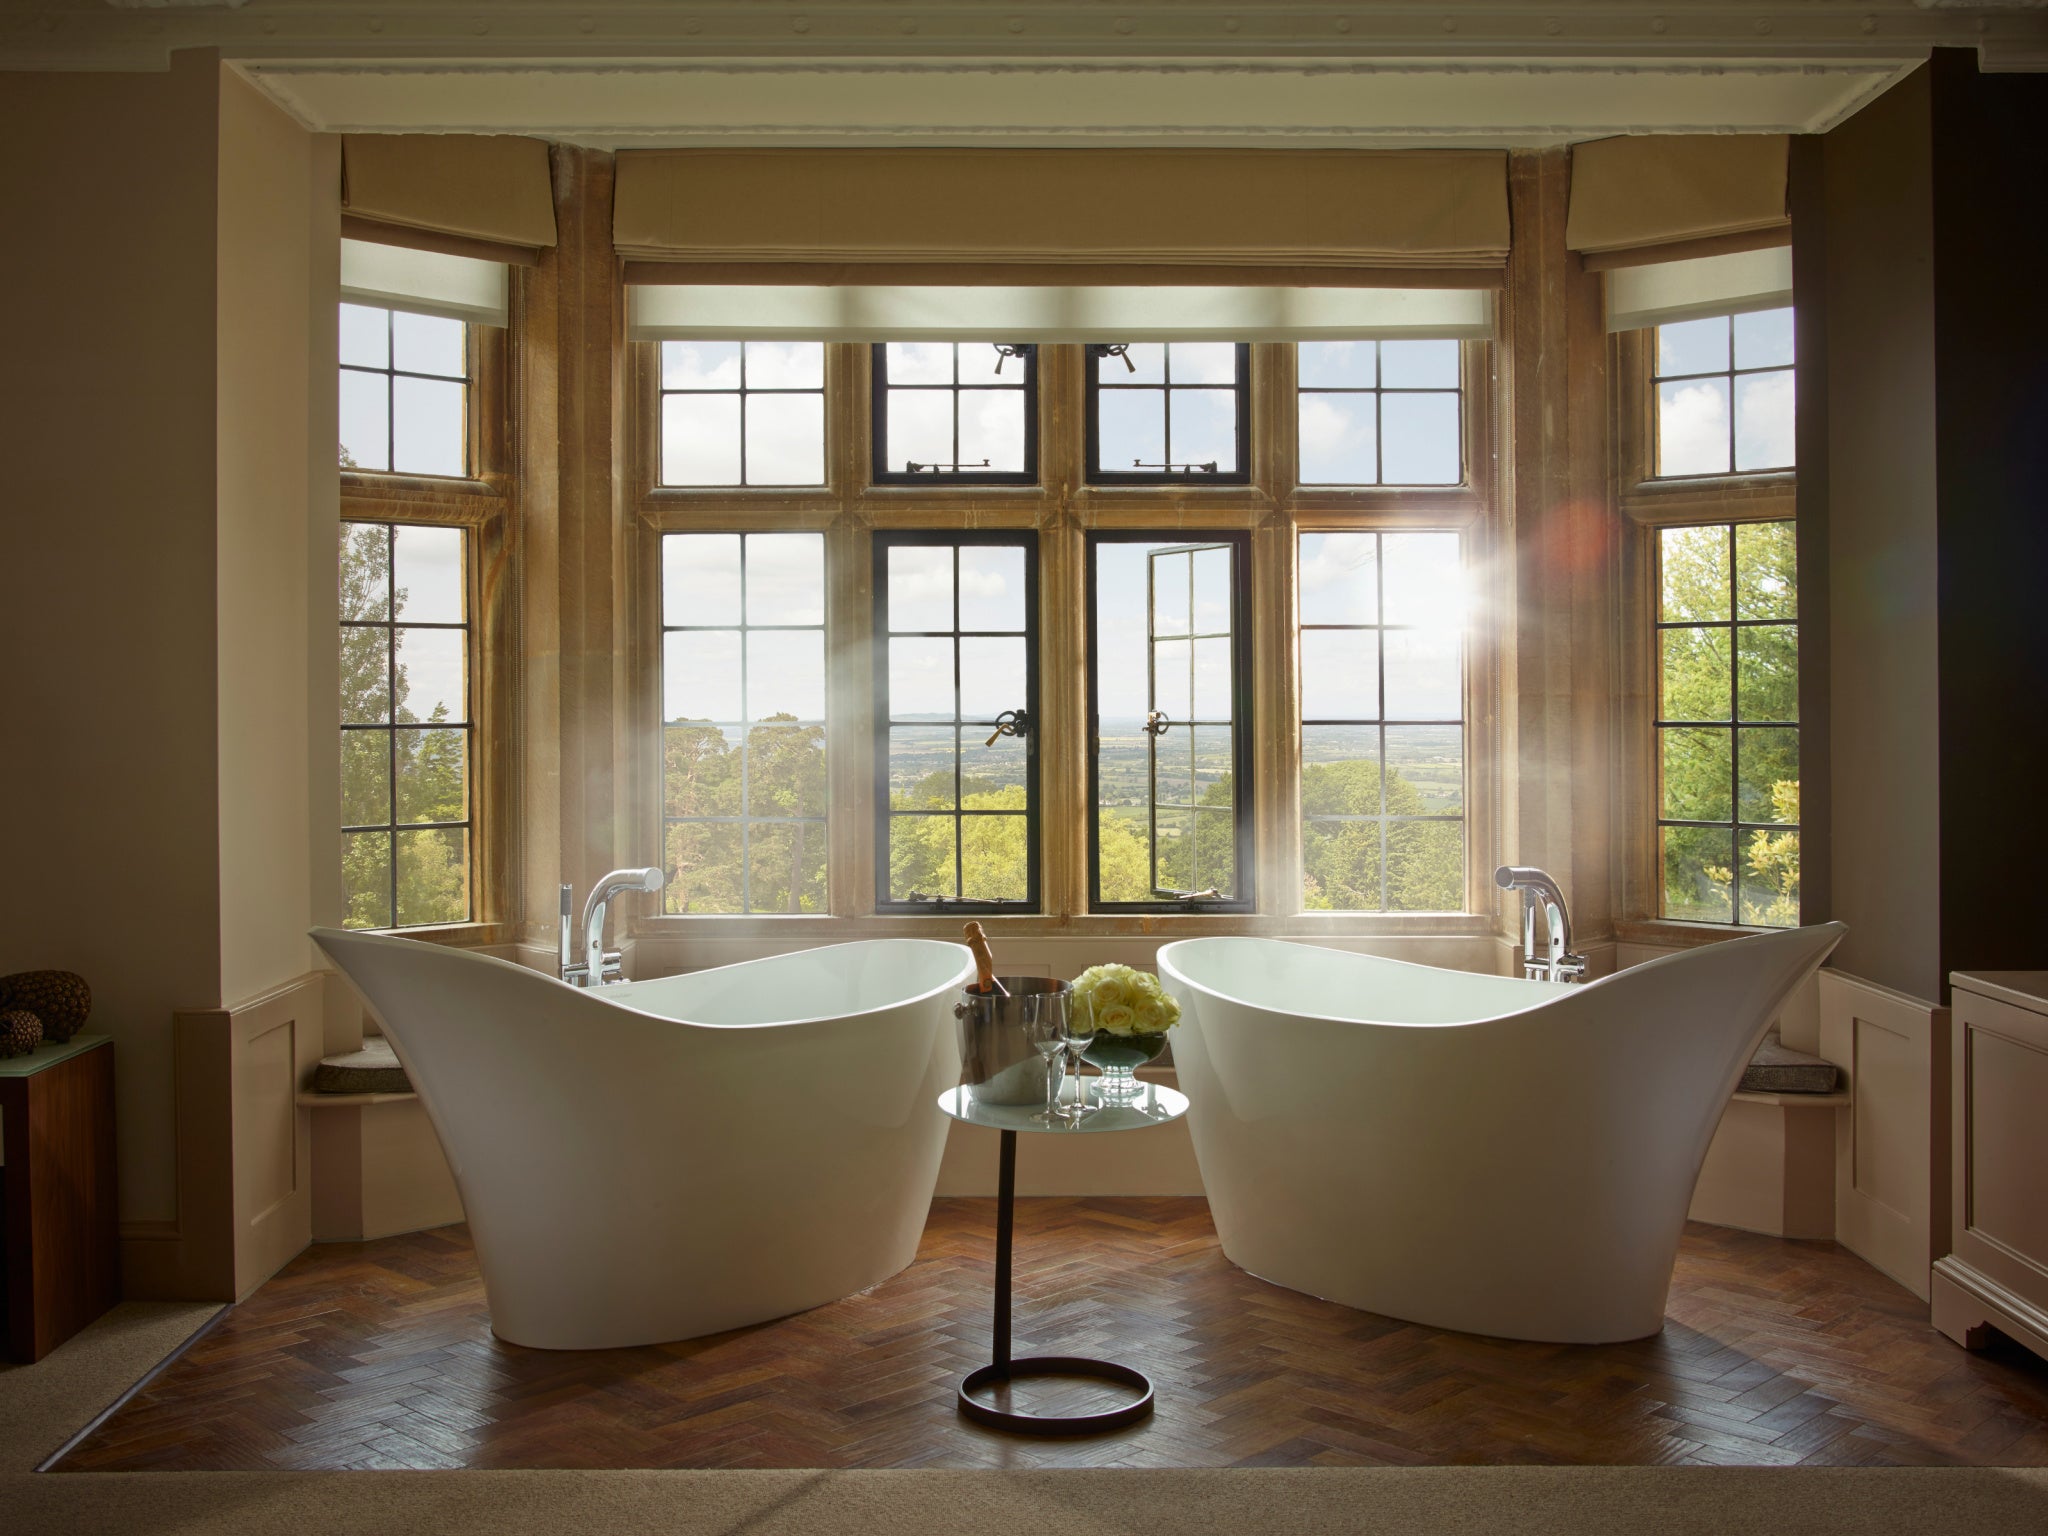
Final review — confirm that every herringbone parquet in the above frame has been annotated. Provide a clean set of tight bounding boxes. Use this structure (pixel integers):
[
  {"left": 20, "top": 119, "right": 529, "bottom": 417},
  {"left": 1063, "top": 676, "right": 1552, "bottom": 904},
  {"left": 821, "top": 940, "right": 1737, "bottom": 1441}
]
[{"left": 54, "top": 1201, "right": 2048, "bottom": 1471}]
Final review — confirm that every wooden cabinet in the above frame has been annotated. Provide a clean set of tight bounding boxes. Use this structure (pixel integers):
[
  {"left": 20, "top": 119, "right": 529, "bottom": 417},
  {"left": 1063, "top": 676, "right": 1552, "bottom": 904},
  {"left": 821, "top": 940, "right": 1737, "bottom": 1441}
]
[
  {"left": 1, "top": 1034, "right": 120, "bottom": 1362},
  {"left": 1933, "top": 974, "right": 2048, "bottom": 1365}
]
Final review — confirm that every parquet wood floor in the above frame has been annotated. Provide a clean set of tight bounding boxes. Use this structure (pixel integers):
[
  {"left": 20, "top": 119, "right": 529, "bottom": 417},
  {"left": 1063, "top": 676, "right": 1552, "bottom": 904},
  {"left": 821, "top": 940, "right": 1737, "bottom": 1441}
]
[{"left": 55, "top": 1200, "right": 2048, "bottom": 1472}]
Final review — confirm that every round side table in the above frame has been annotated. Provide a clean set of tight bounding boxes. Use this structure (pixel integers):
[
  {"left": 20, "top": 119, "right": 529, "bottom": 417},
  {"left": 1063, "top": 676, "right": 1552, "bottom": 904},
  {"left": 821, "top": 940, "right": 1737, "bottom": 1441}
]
[{"left": 938, "top": 1077, "right": 1190, "bottom": 1436}]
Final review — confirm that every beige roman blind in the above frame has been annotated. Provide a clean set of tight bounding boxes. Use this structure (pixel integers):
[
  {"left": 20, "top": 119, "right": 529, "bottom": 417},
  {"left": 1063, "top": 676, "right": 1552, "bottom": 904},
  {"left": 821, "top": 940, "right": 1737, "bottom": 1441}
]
[
  {"left": 342, "top": 134, "right": 558, "bottom": 254},
  {"left": 1566, "top": 135, "right": 1789, "bottom": 268},
  {"left": 613, "top": 148, "right": 1511, "bottom": 279}
]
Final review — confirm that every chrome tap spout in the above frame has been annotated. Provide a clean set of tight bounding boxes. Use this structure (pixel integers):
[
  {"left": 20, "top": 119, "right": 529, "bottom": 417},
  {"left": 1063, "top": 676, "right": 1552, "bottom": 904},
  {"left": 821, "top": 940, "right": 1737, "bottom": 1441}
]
[
  {"left": 563, "top": 867, "right": 665, "bottom": 988},
  {"left": 1494, "top": 865, "right": 1587, "bottom": 984}
]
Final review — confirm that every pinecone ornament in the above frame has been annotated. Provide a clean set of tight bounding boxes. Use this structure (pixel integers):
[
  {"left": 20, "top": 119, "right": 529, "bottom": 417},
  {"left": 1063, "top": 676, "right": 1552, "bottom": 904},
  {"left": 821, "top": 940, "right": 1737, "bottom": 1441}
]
[
  {"left": 0, "top": 971, "right": 90, "bottom": 1043},
  {"left": 0, "top": 1009, "right": 43, "bottom": 1059}
]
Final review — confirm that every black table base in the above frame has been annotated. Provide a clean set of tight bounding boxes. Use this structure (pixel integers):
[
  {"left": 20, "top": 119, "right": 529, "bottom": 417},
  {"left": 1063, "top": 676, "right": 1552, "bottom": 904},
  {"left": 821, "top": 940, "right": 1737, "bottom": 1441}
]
[{"left": 956, "top": 1128, "right": 1156, "bottom": 1436}]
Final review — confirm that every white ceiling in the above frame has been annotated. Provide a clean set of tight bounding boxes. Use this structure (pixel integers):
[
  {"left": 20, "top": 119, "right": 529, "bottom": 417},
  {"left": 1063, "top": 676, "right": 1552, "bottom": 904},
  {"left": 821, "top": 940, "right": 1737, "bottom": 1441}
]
[{"left": 8, "top": 2, "right": 2045, "bottom": 147}]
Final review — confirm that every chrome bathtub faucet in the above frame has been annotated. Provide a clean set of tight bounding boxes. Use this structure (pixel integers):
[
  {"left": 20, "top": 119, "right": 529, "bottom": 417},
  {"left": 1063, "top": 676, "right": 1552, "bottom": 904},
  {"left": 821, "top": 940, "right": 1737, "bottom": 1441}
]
[
  {"left": 560, "top": 867, "right": 666, "bottom": 988},
  {"left": 1494, "top": 865, "right": 1588, "bottom": 984}
]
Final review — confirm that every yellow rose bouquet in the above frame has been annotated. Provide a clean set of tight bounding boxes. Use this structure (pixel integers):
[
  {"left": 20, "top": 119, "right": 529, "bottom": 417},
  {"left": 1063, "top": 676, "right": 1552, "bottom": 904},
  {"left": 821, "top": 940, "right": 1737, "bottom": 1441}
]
[{"left": 1071, "top": 963, "right": 1179, "bottom": 1101}]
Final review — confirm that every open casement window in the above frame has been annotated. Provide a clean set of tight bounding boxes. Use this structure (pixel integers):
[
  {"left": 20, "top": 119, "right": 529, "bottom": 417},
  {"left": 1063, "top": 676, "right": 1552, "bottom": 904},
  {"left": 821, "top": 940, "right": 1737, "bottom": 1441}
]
[
  {"left": 339, "top": 522, "right": 474, "bottom": 929},
  {"left": 1085, "top": 343, "right": 1250, "bottom": 486},
  {"left": 870, "top": 343, "right": 1037, "bottom": 485},
  {"left": 1656, "top": 521, "right": 1800, "bottom": 927},
  {"left": 874, "top": 531, "right": 1040, "bottom": 913},
  {"left": 1089, "top": 532, "right": 1254, "bottom": 913}
]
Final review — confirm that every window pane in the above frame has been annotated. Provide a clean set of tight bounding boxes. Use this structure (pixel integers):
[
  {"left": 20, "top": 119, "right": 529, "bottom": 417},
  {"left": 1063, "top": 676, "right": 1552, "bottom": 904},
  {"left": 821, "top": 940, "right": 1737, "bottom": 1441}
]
[
  {"left": 1661, "top": 626, "right": 1731, "bottom": 722},
  {"left": 959, "top": 636, "right": 1026, "bottom": 721},
  {"left": 1738, "top": 727, "right": 1800, "bottom": 824},
  {"left": 1734, "top": 369, "right": 1796, "bottom": 471},
  {"left": 394, "top": 726, "right": 467, "bottom": 826},
  {"left": 1386, "top": 725, "right": 1463, "bottom": 815},
  {"left": 340, "top": 731, "right": 390, "bottom": 827},
  {"left": 959, "top": 545, "right": 1027, "bottom": 632},
  {"left": 1169, "top": 342, "right": 1237, "bottom": 384},
  {"left": 968, "top": 730, "right": 1029, "bottom": 804},
  {"left": 393, "top": 627, "right": 466, "bottom": 724},
  {"left": 1658, "top": 316, "right": 1729, "bottom": 376},
  {"left": 1737, "top": 625, "right": 1798, "bottom": 722},
  {"left": 339, "top": 304, "right": 388, "bottom": 369},
  {"left": 1659, "top": 377, "right": 1732, "bottom": 476},
  {"left": 956, "top": 344, "right": 1010, "bottom": 385},
  {"left": 1735, "top": 521, "right": 1797, "bottom": 619},
  {"left": 392, "top": 525, "right": 464, "bottom": 624},
  {"left": 744, "top": 340, "right": 824, "bottom": 389},
  {"left": 339, "top": 369, "right": 389, "bottom": 472},
  {"left": 1152, "top": 638, "right": 1192, "bottom": 720},
  {"left": 745, "top": 532, "right": 825, "bottom": 626},
  {"left": 885, "top": 342, "right": 953, "bottom": 384},
  {"left": 1193, "top": 725, "right": 1234, "bottom": 803},
  {"left": 664, "top": 724, "right": 740, "bottom": 817},
  {"left": 1302, "top": 726, "right": 1380, "bottom": 813},
  {"left": 1098, "top": 808, "right": 1151, "bottom": 902},
  {"left": 1379, "top": 339, "right": 1460, "bottom": 389},
  {"left": 747, "top": 630, "right": 826, "bottom": 721},
  {"left": 1301, "top": 629, "right": 1378, "bottom": 721},
  {"left": 1740, "top": 827, "right": 1801, "bottom": 928},
  {"left": 744, "top": 391, "right": 825, "bottom": 485},
  {"left": 1386, "top": 820, "right": 1462, "bottom": 912},
  {"left": 664, "top": 630, "right": 742, "bottom": 722},
  {"left": 1380, "top": 392, "right": 1460, "bottom": 485},
  {"left": 1171, "top": 388, "right": 1237, "bottom": 472},
  {"left": 1193, "top": 547, "right": 1231, "bottom": 633},
  {"left": 1192, "top": 637, "right": 1232, "bottom": 720},
  {"left": 1298, "top": 533, "right": 1378, "bottom": 624},
  {"left": 662, "top": 340, "right": 741, "bottom": 390},
  {"left": 889, "top": 815, "right": 957, "bottom": 900},
  {"left": 888, "top": 546, "right": 954, "bottom": 632},
  {"left": 1662, "top": 726, "right": 1732, "bottom": 822},
  {"left": 885, "top": 388, "right": 952, "bottom": 472},
  {"left": 340, "top": 524, "right": 390, "bottom": 621},
  {"left": 748, "top": 820, "right": 828, "bottom": 914},
  {"left": 395, "top": 827, "right": 468, "bottom": 928},
  {"left": 1299, "top": 340, "right": 1374, "bottom": 388},
  {"left": 1383, "top": 629, "right": 1460, "bottom": 720},
  {"left": 392, "top": 375, "right": 465, "bottom": 476},
  {"left": 889, "top": 636, "right": 956, "bottom": 720},
  {"left": 342, "top": 831, "right": 393, "bottom": 929},
  {"left": 663, "top": 533, "right": 743, "bottom": 627},
  {"left": 1734, "top": 307, "right": 1794, "bottom": 370},
  {"left": 1659, "top": 526, "right": 1731, "bottom": 622},
  {"left": 1382, "top": 533, "right": 1463, "bottom": 627},
  {"left": 1099, "top": 388, "right": 1165, "bottom": 469},
  {"left": 1104, "top": 343, "right": 1165, "bottom": 384},
  {"left": 391, "top": 311, "right": 464, "bottom": 377},
  {"left": 961, "top": 817, "right": 1029, "bottom": 902},
  {"left": 1150, "top": 549, "right": 1191, "bottom": 637},
  {"left": 341, "top": 630, "right": 390, "bottom": 725},
  {"left": 891, "top": 726, "right": 957, "bottom": 809},
  {"left": 665, "top": 820, "right": 744, "bottom": 914},
  {"left": 1298, "top": 391, "right": 1377, "bottom": 485},
  {"left": 1662, "top": 825, "right": 1734, "bottom": 922},
  {"left": 662, "top": 393, "right": 742, "bottom": 486},
  {"left": 747, "top": 720, "right": 828, "bottom": 818},
  {"left": 959, "top": 388, "right": 1026, "bottom": 473},
  {"left": 1304, "top": 817, "right": 1381, "bottom": 911}
]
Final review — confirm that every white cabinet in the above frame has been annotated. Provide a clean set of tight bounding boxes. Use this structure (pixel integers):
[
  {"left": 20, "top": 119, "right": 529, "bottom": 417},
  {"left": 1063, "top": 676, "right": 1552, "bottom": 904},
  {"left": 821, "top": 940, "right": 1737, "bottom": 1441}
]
[{"left": 1932, "top": 973, "right": 2048, "bottom": 1364}]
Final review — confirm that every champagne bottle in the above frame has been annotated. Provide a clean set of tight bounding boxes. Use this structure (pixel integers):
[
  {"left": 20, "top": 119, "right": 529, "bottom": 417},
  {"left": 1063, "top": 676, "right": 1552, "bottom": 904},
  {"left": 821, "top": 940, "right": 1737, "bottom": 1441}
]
[{"left": 962, "top": 922, "right": 1008, "bottom": 996}]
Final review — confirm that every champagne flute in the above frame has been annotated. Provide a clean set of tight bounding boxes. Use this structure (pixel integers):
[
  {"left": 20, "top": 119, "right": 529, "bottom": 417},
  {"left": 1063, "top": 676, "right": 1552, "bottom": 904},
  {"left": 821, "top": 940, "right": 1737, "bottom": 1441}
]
[
  {"left": 1026, "top": 998, "right": 1068, "bottom": 1127},
  {"left": 1059, "top": 991, "right": 1101, "bottom": 1120}
]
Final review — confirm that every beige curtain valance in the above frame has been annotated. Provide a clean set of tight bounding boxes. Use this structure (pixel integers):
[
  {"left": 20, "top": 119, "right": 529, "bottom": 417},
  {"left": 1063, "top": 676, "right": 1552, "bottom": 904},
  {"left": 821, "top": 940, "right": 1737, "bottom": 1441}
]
[
  {"left": 1566, "top": 134, "right": 1788, "bottom": 260},
  {"left": 343, "top": 134, "right": 557, "bottom": 253},
  {"left": 613, "top": 148, "right": 1511, "bottom": 273}
]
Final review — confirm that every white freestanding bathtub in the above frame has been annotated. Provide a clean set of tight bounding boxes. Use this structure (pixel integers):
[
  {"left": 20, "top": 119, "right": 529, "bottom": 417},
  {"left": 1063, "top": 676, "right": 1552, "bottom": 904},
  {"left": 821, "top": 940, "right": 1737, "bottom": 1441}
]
[
  {"left": 312, "top": 929, "right": 975, "bottom": 1350},
  {"left": 1158, "top": 923, "right": 1846, "bottom": 1344}
]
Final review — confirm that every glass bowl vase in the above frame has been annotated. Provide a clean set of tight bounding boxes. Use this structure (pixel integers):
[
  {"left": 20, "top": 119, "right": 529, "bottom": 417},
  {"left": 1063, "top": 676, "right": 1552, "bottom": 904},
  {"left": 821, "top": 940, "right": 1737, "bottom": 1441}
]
[{"left": 1080, "top": 1030, "right": 1168, "bottom": 1102}]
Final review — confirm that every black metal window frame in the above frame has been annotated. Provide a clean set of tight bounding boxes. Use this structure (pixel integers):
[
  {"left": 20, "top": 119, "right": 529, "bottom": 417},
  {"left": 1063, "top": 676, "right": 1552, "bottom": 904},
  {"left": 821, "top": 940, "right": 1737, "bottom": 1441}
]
[
  {"left": 869, "top": 343, "right": 1039, "bottom": 486},
  {"left": 1651, "top": 309, "right": 1795, "bottom": 479},
  {"left": 338, "top": 304, "right": 471, "bottom": 479},
  {"left": 660, "top": 530, "right": 830, "bottom": 915},
  {"left": 340, "top": 519, "right": 474, "bottom": 930},
  {"left": 1298, "top": 530, "right": 1467, "bottom": 913},
  {"left": 1295, "top": 340, "right": 1465, "bottom": 487},
  {"left": 872, "top": 529, "right": 1042, "bottom": 915},
  {"left": 655, "top": 340, "right": 828, "bottom": 488},
  {"left": 1085, "top": 529, "right": 1257, "bottom": 915},
  {"left": 1084, "top": 342, "right": 1252, "bottom": 487},
  {"left": 1655, "top": 519, "right": 1801, "bottom": 925}
]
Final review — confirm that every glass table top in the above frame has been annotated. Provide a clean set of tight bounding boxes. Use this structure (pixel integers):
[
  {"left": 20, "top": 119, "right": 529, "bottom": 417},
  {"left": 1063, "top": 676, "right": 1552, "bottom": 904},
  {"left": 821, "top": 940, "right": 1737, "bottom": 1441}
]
[{"left": 938, "top": 1078, "right": 1188, "bottom": 1134}]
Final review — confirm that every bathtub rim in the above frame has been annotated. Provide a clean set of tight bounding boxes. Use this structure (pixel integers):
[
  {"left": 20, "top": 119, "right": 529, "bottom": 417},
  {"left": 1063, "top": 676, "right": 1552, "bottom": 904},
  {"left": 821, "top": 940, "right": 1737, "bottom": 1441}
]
[
  {"left": 310, "top": 927, "right": 978, "bottom": 1032},
  {"left": 1157, "top": 923, "right": 1847, "bottom": 1030}
]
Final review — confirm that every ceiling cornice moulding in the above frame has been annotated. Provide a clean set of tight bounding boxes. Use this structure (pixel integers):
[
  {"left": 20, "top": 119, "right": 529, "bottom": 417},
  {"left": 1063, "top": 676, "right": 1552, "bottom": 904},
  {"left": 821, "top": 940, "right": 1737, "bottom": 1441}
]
[{"left": 5, "top": 2, "right": 2045, "bottom": 72}]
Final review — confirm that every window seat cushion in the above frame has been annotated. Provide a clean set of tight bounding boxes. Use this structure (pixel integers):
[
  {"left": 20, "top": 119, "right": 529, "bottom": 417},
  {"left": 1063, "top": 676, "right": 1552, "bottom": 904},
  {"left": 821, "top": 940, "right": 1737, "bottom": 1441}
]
[
  {"left": 1738, "top": 1027, "right": 1839, "bottom": 1095},
  {"left": 313, "top": 1036, "right": 413, "bottom": 1096}
]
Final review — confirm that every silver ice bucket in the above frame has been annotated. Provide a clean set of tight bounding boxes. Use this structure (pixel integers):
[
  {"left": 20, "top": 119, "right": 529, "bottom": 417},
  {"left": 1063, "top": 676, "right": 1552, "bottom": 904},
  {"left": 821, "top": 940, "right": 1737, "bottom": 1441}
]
[{"left": 954, "top": 977, "right": 1072, "bottom": 1105}]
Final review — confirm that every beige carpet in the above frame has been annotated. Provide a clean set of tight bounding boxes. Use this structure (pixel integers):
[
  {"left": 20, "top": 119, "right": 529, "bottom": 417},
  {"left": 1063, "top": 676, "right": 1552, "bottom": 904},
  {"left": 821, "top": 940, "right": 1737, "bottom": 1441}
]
[
  {"left": 0, "top": 1466, "right": 2044, "bottom": 1535},
  {"left": 0, "top": 1301, "right": 220, "bottom": 1473}
]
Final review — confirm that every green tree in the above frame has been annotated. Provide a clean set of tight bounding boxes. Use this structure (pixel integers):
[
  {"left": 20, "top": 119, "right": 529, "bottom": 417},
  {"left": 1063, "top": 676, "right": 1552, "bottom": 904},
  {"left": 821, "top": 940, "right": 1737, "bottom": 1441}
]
[{"left": 1300, "top": 757, "right": 1462, "bottom": 912}]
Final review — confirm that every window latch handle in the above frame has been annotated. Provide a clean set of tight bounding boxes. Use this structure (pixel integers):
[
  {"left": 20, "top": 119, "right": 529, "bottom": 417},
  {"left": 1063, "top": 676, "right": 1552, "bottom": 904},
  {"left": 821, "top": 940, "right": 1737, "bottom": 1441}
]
[
  {"left": 985, "top": 708, "right": 1030, "bottom": 748},
  {"left": 1143, "top": 710, "right": 1172, "bottom": 738}
]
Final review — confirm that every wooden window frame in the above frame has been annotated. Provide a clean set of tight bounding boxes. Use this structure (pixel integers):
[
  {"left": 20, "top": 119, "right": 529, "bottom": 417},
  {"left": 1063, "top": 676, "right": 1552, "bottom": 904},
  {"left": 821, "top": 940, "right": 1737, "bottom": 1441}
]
[
  {"left": 339, "top": 313, "right": 517, "bottom": 947},
  {"left": 626, "top": 336, "right": 1501, "bottom": 943},
  {"left": 1613, "top": 325, "right": 1800, "bottom": 947}
]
